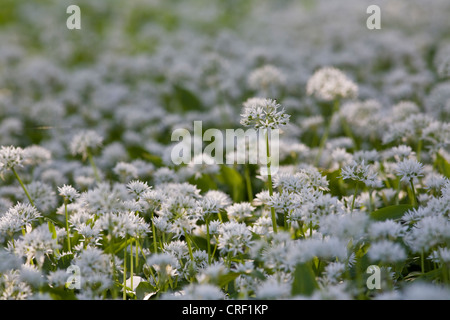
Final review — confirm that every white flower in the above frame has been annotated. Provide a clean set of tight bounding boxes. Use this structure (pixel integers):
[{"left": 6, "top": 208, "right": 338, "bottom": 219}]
[
  {"left": 14, "top": 224, "right": 61, "bottom": 267},
  {"left": 126, "top": 180, "right": 151, "bottom": 198},
  {"left": 248, "top": 64, "right": 286, "bottom": 93},
  {"left": 0, "top": 270, "right": 32, "bottom": 300},
  {"left": 23, "top": 145, "right": 51, "bottom": 166},
  {"left": 367, "top": 240, "right": 407, "bottom": 263},
  {"left": 341, "top": 160, "right": 378, "bottom": 187},
  {"left": 217, "top": 221, "right": 253, "bottom": 255},
  {"left": 428, "top": 247, "right": 450, "bottom": 264},
  {"left": 113, "top": 162, "right": 138, "bottom": 181},
  {"left": 58, "top": 184, "right": 80, "bottom": 202},
  {"left": 306, "top": 67, "right": 358, "bottom": 101},
  {"left": 70, "top": 130, "right": 103, "bottom": 160},
  {"left": 240, "top": 98, "right": 290, "bottom": 130},
  {"left": 0, "top": 146, "right": 24, "bottom": 176},
  {"left": 396, "top": 158, "right": 424, "bottom": 183},
  {"left": 0, "top": 203, "right": 42, "bottom": 239},
  {"left": 255, "top": 276, "right": 291, "bottom": 299},
  {"left": 225, "top": 202, "right": 256, "bottom": 222},
  {"left": 23, "top": 181, "right": 57, "bottom": 212},
  {"left": 368, "top": 219, "right": 407, "bottom": 240},
  {"left": 161, "top": 283, "right": 224, "bottom": 300}
]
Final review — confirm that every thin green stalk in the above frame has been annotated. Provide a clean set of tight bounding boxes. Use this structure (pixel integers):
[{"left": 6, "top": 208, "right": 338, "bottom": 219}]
[
  {"left": 395, "top": 177, "right": 401, "bottom": 205},
  {"left": 184, "top": 229, "right": 194, "bottom": 261},
  {"left": 244, "top": 164, "right": 253, "bottom": 202},
  {"left": 151, "top": 211, "right": 158, "bottom": 253},
  {"left": 12, "top": 167, "right": 34, "bottom": 207},
  {"left": 410, "top": 179, "right": 418, "bottom": 207},
  {"left": 314, "top": 99, "right": 339, "bottom": 166},
  {"left": 87, "top": 151, "right": 101, "bottom": 183},
  {"left": 130, "top": 240, "right": 133, "bottom": 297},
  {"left": 64, "top": 199, "right": 71, "bottom": 252},
  {"left": 368, "top": 189, "right": 374, "bottom": 214},
  {"left": 421, "top": 250, "right": 425, "bottom": 274},
  {"left": 416, "top": 139, "right": 422, "bottom": 162},
  {"left": 265, "top": 129, "right": 277, "bottom": 233},
  {"left": 351, "top": 182, "right": 359, "bottom": 212},
  {"left": 206, "top": 217, "right": 212, "bottom": 264},
  {"left": 123, "top": 240, "right": 127, "bottom": 300},
  {"left": 337, "top": 101, "right": 358, "bottom": 150},
  {"left": 135, "top": 237, "right": 139, "bottom": 269},
  {"left": 443, "top": 263, "right": 449, "bottom": 284}
]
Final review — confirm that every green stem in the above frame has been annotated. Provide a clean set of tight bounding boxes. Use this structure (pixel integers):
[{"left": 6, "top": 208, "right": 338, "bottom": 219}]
[
  {"left": 130, "top": 239, "right": 134, "bottom": 297},
  {"left": 123, "top": 240, "right": 127, "bottom": 300},
  {"left": 314, "top": 99, "right": 339, "bottom": 166},
  {"left": 416, "top": 139, "right": 422, "bottom": 162},
  {"left": 337, "top": 105, "right": 358, "bottom": 150},
  {"left": 410, "top": 179, "right": 418, "bottom": 207},
  {"left": 421, "top": 250, "right": 425, "bottom": 274},
  {"left": 184, "top": 229, "right": 194, "bottom": 261},
  {"left": 351, "top": 182, "right": 359, "bottom": 212},
  {"left": 64, "top": 199, "right": 71, "bottom": 252},
  {"left": 12, "top": 167, "right": 34, "bottom": 207},
  {"left": 206, "top": 217, "right": 212, "bottom": 264},
  {"left": 395, "top": 177, "right": 401, "bottom": 205},
  {"left": 135, "top": 237, "right": 139, "bottom": 269},
  {"left": 244, "top": 164, "right": 253, "bottom": 202},
  {"left": 151, "top": 211, "right": 158, "bottom": 254},
  {"left": 87, "top": 151, "right": 101, "bottom": 183},
  {"left": 265, "top": 130, "right": 277, "bottom": 233}
]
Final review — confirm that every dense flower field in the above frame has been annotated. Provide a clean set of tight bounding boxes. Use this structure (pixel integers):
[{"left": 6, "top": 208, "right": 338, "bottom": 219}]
[{"left": 0, "top": 0, "right": 450, "bottom": 300}]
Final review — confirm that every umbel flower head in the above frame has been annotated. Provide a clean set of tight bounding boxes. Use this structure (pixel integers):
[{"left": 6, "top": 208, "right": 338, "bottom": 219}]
[
  {"left": 240, "top": 98, "right": 290, "bottom": 130},
  {"left": 396, "top": 158, "right": 424, "bottom": 183},
  {"left": 0, "top": 145, "right": 24, "bottom": 178},
  {"left": 70, "top": 130, "right": 103, "bottom": 160},
  {"left": 247, "top": 64, "right": 286, "bottom": 93},
  {"left": 58, "top": 184, "right": 80, "bottom": 202},
  {"left": 306, "top": 67, "right": 358, "bottom": 101}
]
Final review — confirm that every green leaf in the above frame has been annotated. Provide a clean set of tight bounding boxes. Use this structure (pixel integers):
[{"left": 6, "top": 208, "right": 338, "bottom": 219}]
[
  {"left": 435, "top": 152, "right": 450, "bottom": 178},
  {"left": 291, "top": 262, "right": 319, "bottom": 297},
  {"left": 48, "top": 221, "right": 57, "bottom": 239},
  {"left": 135, "top": 280, "right": 156, "bottom": 300},
  {"left": 370, "top": 204, "right": 413, "bottom": 221},
  {"left": 173, "top": 84, "right": 204, "bottom": 111},
  {"left": 218, "top": 166, "right": 244, "bottom": 202},
  {"left": 48, "top": 220, "right": 60, "bottom": 255},
  {"left": 188, "top": 174, "right": 217, "bottom": 193},
  {"left": 218, "top": 272, "right": 240, "bottom": 288}
]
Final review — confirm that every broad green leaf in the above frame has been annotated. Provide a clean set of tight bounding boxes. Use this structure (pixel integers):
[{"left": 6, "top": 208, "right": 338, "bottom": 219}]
[
  {"left": 188, "top": 174, "right": 217, "bottom": 193},
  {"left": 174, "top": 84, "right": 204, "bottom": 111},
  {"left": 48, "top": 221, "right": 57, "bottom": 239},
  {"left": 191, "top": 235, "right": 208, "bottom": 251},
  {"left": 218, "top": 272, "right": 240, "bottom": 288},
  {"left": 135, "top": 280, "right": 156, "bottom": 300},
  {"left": 48, "top": 220, "right": 60, "bottom": 255},
  {"left": 291, "top": 262, "right": 319, "bottom": 296},
  {"left": 370, "top": 204, "right": 413, "bottom": 221},
  {"left": 218, "top": 166, "right": 244, "bottom": 202},
  {"left": 435, "top": 152, "right": 450, "bottom": 178}
]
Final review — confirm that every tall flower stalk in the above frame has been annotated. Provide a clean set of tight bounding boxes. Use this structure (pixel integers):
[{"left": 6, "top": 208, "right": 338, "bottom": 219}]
[
  {"left": 58, "top": 185, "right": 80, "bottom": 253},
  {"left": 306, "top": 67, "right": 358, "bottom": 165},
  {"left": 0, "top": 146, "right": 35, "bottom": 207},
  {"left": 240, "top": 98, "right": 290, "bottom": 233}
]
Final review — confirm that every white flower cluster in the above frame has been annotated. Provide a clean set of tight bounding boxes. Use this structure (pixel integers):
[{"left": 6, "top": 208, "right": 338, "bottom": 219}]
[
  {"left": 240, "top": 98, "right": 290, "bottom": 130},
  {"left": 306, "top": 67, "right": 358, "bottom": 101}
]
